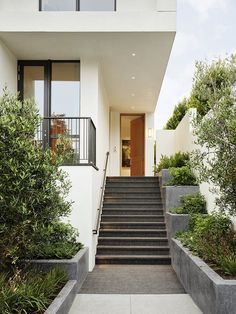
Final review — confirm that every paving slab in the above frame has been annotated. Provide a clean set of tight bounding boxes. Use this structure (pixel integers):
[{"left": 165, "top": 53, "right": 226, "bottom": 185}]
[
  {"left": 79, "top": 265, "right": 185, "bottom": 294},
  {"left": 69, "top": 294, "right": 202, "bottom": 314}
]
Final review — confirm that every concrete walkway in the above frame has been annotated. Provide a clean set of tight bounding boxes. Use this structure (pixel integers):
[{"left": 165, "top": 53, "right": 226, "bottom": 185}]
[
  {"left": 69, "top": 294, "right": 202, "bottom": 314},
  {"left": 79, "top": 265, "right": 185, "bottom": 294},
  {"left": 69, "top": 265, "right": 202, "bottom": 314}
]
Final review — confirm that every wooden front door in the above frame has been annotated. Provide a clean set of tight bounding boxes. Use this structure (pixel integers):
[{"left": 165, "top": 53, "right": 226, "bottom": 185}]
[{"left": 130, "top": 116, "right": 145, "bottom": 176}]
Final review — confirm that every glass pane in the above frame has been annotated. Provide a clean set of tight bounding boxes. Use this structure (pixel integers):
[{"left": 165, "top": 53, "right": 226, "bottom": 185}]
[
  {"left": 80, "top": 0, "right": 115, "bottom": 11},
  {"left": 51, "top": 63, "right": 80, "bottom": 117},
  {"left": 41, "top": 0, "right": 76, "bottom": 11},
  {"left": 23, "top": 66, "right": 44, "bottom": 116}
]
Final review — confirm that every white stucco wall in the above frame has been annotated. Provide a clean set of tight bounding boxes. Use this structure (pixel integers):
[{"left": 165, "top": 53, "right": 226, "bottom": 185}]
[
  {"left": 0, "top": 40, "right": 17, "bottom": 95},
  {"left": 63, "top": 60, "right": 110, "bottom": 271},
  {"left": 156, "top": 109, "right": 217, "bottom": 213}
]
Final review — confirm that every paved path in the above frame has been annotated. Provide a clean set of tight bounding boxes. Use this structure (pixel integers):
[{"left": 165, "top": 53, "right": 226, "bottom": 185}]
[
  {"left": 69, "top": 294, "right": 202, "bottom": 314},
  {"left": 79, "top": 265, "right": 185, "bottom": 294},
  {"left": 69, "top": 265, "right": 202, "bottom": 313}
]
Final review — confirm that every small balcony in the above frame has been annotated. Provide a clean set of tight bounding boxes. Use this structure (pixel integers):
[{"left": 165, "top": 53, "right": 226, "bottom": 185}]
[{"left": 36, "top": 117, "right": 96, "bottom": 167}]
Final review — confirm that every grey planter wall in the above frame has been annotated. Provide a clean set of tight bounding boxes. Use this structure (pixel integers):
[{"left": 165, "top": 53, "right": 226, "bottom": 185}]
[
  {"left": 30, "top": 247, "right": 89, "bottom": 291},
  {"left": 172, "top": 239, "right": 236, "bottom": 314},
  {"left": 45, "top": 280, "right": 77, "bottom": 314},
  {"left": 159, "top": 169, "right": 171, "bottom": 187},
  {"left": 166, "top": 212, "right": 189, "bottom": 242},
  {"left": 162, "top": 186, "right": 199, "bottom": 212}
]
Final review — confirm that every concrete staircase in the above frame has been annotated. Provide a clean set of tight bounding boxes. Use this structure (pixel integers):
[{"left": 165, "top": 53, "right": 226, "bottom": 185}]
[{"left": 96, "top": 176, "right": 171, "bottom": 265}]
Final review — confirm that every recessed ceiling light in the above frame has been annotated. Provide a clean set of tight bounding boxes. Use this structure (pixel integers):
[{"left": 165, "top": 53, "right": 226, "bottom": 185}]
[
  {"left": 131, "top": 76, "right": 136, "bottom": 80},
  {"left": 131, "top": 93, "right": 135, "bottom": 97},
  {"left": 132, "top": 53, "right": 136, "bottom": 57},
  {"left": 131, "top": 106, "right": 135, "bottom": 110}
]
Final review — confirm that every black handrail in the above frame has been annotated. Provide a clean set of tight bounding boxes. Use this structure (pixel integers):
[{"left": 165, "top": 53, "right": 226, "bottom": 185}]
[{"left": 93, "top": 152, "right": 110, "bottom": 235}]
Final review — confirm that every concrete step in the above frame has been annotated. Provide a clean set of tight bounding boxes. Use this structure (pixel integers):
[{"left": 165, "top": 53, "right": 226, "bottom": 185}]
[
  {"left": 95, "top": 255, "right": 171, "bottom": 265},
  {"left": 97, "top": 237, "right": 169, "bottom": 246},
  {"left": 101, "top": 215, "right": 165, "bottom": 222},
  {"left": 99, "top": 229, "right": 167, "bottom": 237},
  {"left": 103, "top": 203, "right": 163, "bottom": 209},
  {"left": 103, "top": 199, "right": 162, "bottom": 204},
  {"left": 105, "top": 187, "right": 160, "bottom": 193},
  {"left": 97, "top": 245, "right": 170, "bottom": 256},
  {"left": 100, "top": 222, "right": 166, "bottom": 230},
  {"left": 106, "top": 182, "right": 160, "bottom": 188},
  {"left": 107, "top": 177, "right": 159, "bottom": 183},
  {"left": 104, "top": 194, "right": 161, "bottom": 199},
  {"left": 102, "top": 209, "right": 164, "bottom": 215}
]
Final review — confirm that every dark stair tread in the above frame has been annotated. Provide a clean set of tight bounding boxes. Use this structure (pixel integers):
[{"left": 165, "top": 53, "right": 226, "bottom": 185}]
[
  {"left": 101, "top": 215, "right": 164, "bottom": 218},
  {"left": 98, "top": 237, "right": 168, "bottom": 240},
  {"left": 97, "top": 245, "right": 169, "bottom": 249},
  {"left": 100, "top": 222, "right": 165, "bottom": 225},
  {"left": 96, "top": 255, "right": 171, "bottom": 259}
]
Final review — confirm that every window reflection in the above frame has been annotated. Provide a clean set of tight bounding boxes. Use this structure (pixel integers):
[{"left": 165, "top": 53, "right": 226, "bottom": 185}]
[
  {"left": 80, "top": 0, "right": 115, "bottom": 11},
  {"left": 51, "top": 62, "right": 80, "bottom": 117},
  {"left": 41, "top": 0, "right": 76, "bottom": 11}
]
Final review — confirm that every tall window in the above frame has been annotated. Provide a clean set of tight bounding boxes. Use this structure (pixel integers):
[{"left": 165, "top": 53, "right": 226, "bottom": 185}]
[
  {"left": 40, "top": 0, "right": 77, "bottom": 11},
  {"left": 40, "top": 0, "right": 116, "bottom": 11},
  {"left": 19, "top": 61, "right": 80, "bottom": 118}
]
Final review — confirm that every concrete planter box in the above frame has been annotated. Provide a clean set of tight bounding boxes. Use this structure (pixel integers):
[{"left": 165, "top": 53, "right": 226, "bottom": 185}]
[
  {"left": 30, "top": 247, "right": 89, "bottom": 291},
  {"left": 166, "top": 212, "right": 189, "bottom": 242},
  {"left": 162, "top": 186, "right": 199, "bottom": 212},
  {"left": 172, "top": 239, "right": 236, "bottom": 314},
  {"left": 45, "top": 280, "right": 77, "bottom": 314}
]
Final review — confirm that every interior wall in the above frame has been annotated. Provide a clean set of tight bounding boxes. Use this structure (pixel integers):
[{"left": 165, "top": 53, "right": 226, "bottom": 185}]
[
  {"left": 145, "top": 113, "right": 155, "bottom": 176},
  {"left": 0, "top": 0, "right": 38, "bottom": 11},
  {"left": 0, "top": 40, "right": 17, "bottom": 95}
]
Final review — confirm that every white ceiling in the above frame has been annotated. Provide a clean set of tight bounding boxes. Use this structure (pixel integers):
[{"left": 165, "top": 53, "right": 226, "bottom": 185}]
[{"left": 0, "top": 31, "right": 175, "bottom": 112}]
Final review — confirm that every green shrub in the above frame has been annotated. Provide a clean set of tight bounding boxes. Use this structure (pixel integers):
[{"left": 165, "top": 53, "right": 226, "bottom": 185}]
[
  {"left": 177, "top": 213, "right": 236, "bottom": 276},
  {"left": 0, "top": 91, "right": 82, "bottom": 265},
  {"left": 170, "top": 193, "right": 206, "bottom": 214},
  {"left": 165, "top": 98, "right": 188, "bottom": 130},
  {"left": 26, "top": 222, "right": 83, "bottom": 259},
  {"left": 188, "top": 55, "right": 236, "bottom": 117},
  {"left": 0, "top": 267, "right": 66, "bottom": 314},
  {"left": 167, "top": 166, "right": 197, "bottom": 186},
  {"left": 157, "top": 152, "right": 190, "bottom": 172}
]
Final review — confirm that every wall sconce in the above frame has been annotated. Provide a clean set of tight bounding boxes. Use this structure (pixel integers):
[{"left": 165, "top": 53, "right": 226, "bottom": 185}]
[{"left": 148, "top": 128, "right": 153, "bottom": 138}]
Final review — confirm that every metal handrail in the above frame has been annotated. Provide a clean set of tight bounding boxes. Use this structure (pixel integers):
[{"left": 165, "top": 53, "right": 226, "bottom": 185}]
[{"left": 93, "top": 152, "right": 110, "bottom": 235}]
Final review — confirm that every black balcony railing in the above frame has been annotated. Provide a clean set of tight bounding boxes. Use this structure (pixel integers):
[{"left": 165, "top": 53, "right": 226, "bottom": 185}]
[{"left": 36, "top": 117, "right": 96, "bottom": 166}]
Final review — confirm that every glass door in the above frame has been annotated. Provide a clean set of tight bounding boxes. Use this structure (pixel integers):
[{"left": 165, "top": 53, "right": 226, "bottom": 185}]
[{"left": 18, "top": 60, "right": 80, "bottom": 150}]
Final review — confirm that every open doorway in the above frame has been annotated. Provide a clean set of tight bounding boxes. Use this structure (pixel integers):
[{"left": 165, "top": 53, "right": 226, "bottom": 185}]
[{"left": 120, "top": 114, "right": 145, "bottom": 177}]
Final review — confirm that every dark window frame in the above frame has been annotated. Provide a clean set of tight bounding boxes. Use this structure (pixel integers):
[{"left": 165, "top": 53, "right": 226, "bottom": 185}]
[
  {"left": 39, "top": 0, "right": 116, "bottom": 12},
  {"left": 17, "top": 60, "right": 80, "bottom": 118}
]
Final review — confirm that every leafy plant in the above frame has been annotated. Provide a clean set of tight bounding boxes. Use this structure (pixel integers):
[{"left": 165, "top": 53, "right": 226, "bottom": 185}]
[
  {"left": 188, "top": 55, "right": 236, "bottom": 117},
  {"left": 191, "top": 59, "right": 236, "bottom": 216},
  {"left": 177, "top": 213, "right": 236, "bottom": 276},
  {"left": 0, "top": 91, "right": 82, "bottom": 265},
  {"left": 165, "top": 98, "right": 189, "bottom": 130},
  {"left": 167, "top": 166, "right": 197, "bottom": 186},
  {"left": 157, "top": 152, "right": 190, "bottom": 172},
  {"left": 0, "top": 267, "right": 66, "bottom": 314},
  {"left": 170, "top": 193, "right": 206, "bottom": 214},
  {"left": 26, "top": 222, "right": 83, "bottom": 259}
]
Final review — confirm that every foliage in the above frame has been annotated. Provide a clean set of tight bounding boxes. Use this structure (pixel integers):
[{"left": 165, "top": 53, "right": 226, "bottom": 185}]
[
  {"left": 170, "top": 193, "right": 207, "bottom": 214},
  {"left": 188, "top": 55, "right": 236, "bottom": 116},
  {"left": 165, "top": 98, "right": 189, "bottom": 130},
  {"left": 178, "top": 213, "right": 236, "bottom": 276},
  {"left": 157, "top": 152, "right": 190, "bottom": 172},
  {"left": 0, "top": 91, "right": 81, "bottom": 264},
  {"left": 191, "top": 74, "right": 236, "bottom": 216},
  {"left": 167, "top": 166, "right": 197, "bottom": 186},
  {"left": 26, "top": 222, "right": 83, "bottom": 259},
  {"left": 0, "top": 267, "right": 66, "bottom": 314}
]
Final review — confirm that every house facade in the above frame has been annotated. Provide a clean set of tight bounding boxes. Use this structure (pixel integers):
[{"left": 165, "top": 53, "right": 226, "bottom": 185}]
[{"left": 0, "top": 0, "right": 176, "bottom": 270}]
